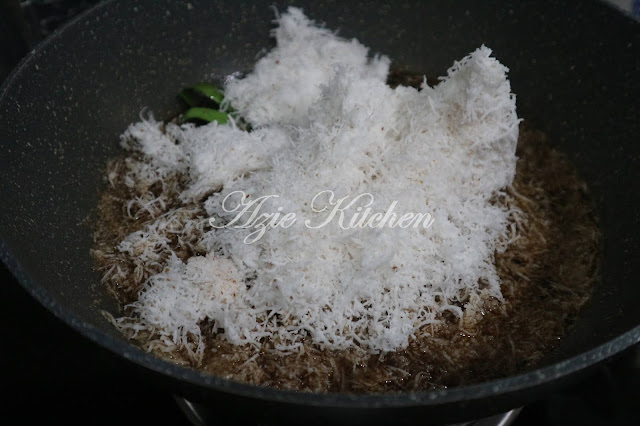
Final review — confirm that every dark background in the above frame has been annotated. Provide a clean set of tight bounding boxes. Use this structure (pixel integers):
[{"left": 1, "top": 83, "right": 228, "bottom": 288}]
[{"left": 1, "top": 1, "right": 638, "bottom": 425}]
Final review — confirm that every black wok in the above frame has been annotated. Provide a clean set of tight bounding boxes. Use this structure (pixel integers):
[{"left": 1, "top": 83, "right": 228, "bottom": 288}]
[{"left": 0, "top": 0, "right": 638, "bottom": 424}]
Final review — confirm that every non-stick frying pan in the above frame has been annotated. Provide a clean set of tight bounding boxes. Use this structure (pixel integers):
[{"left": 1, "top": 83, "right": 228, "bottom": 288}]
[{"left": 0, "top": 0, "right": 638, "bottom": 424}]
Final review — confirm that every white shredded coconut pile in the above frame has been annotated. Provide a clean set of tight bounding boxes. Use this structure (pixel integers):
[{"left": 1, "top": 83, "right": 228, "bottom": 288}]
[
  {"left": 113, "top": 7, "right": 520, "bottom": 360},
  {"left": 224, "top": 7, "right": 390, "bottom": 127}
]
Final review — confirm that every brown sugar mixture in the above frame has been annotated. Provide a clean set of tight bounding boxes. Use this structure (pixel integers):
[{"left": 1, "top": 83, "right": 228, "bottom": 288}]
[{"left": 91, "top": 73, "right": 599, "bottom": 393}]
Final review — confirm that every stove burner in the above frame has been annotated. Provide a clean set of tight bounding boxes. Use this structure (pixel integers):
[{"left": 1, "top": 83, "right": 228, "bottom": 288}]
[{"left": 174, "top": 396, "right": 521, "bottom": 426}]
